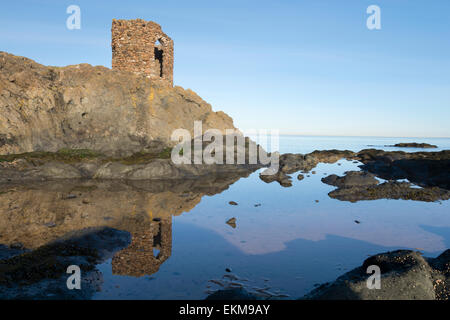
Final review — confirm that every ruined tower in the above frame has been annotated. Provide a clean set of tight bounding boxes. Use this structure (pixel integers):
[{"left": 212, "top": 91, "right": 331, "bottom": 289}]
[{"left": 111, "top": 19, "right": 174, "bottom": 86}]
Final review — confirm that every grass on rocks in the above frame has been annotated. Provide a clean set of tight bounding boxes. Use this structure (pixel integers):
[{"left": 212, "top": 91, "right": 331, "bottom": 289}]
[
  {"left": 0, "top": 147, "right": 174, "bottom": 165},
  {"left": 0, "top": 148, "right": 102, "bottom": 163}
]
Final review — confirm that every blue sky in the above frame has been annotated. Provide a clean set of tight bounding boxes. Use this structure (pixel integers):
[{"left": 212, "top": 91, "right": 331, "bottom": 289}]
[{"left": 1, "top": 0, "right": 449, "bottom": 137}]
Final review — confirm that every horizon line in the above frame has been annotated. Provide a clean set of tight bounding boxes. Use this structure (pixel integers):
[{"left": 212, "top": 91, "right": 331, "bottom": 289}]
[{"left": 243, "top": 132, "right": 450, "bottom": 139}]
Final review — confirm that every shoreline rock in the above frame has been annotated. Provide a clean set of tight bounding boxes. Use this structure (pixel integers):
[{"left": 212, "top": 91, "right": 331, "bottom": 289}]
[
  {"left": 259, "top": 149, "right": 450, "bottom": 195},
  {"left": 0, "top": 147, "right": 264, "bottom": 181},
  {"left": 204, "top": 249, "right": 450, "bottom": 300},
  {"left": 321, "top": 171, "right": 379, "bottom": 188},
  {"left": 328, "top": 181, "right": 450, "bottom": 202},
  {"left": 302, "top": 249, "right": 449, "bottom": 300},
  {"left": 389, "top": 143, "right": 438, "bottom": 149}
]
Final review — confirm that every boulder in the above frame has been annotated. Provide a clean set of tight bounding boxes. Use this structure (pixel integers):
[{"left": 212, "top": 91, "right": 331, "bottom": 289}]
[{"left": 303, "top": 249, "right": 449, "bottom": 300}]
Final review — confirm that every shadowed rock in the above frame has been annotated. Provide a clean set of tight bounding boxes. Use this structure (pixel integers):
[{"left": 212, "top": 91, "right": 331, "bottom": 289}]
[
  {"left": 321, "top": 171, "right": 379, "bottom": 188},
  {"left": 390, "top": 143, "right": 438, "bottom": 149},
  {"left": 357, "top": 149, "right": 450, "bottom": 190},
  {"left": 328, "top": 181, "right": 450, "bottom": 202},
  {"left": 303, "top": 249, "right": 450, "bottom": 300}
]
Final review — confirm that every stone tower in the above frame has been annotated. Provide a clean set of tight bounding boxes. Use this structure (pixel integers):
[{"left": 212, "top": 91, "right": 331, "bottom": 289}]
[{"left": 111, "top": 19, "right": 174, "bottom": 86}]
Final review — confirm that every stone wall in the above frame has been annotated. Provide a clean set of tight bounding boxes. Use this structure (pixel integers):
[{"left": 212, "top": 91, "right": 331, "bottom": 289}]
[{"left": 111, "top": 19, "right": 174, "bottom": 86}]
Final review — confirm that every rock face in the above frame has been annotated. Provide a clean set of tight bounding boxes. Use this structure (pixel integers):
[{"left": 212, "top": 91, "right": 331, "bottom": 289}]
[
  {"left": 303, "top": 250, "right": 450, "bottom": 300},
  {"left": 0, "top": 52, "right": 235, "bottom": 157}
]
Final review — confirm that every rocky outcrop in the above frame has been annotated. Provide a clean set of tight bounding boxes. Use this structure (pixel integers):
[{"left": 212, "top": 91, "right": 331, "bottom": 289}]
[
  {"left": 303, "top": 250, "right": 449, "bottom": 300},
  {"left": 0, "top": 154, "right": 260, "bottom": 181},
  {"left": 259, "top": 150, "right": 355, "bottom": 186},
  {"left": 260, "top": 149, "right": 450, "bottom": 195},
  {"left": 328, "top": 181, "right": 450, "bottom": 202},
  {"left": 321, "top": 171, "right": 379, "bottom": 188},
  {"left": 390, "top": 143, "right": 438, "bottom": 149},
  {"left": 278, "top": 150, "right": 355, "bottom": 174},
  {"left": 357, "top": 149, "right": 450, "bottom": 190},
  {"left": 0, "top": 52, "right": 235, "bottom": 157},
  {"left": 321, "top": 169, "right": 450, "bottom": 202}
]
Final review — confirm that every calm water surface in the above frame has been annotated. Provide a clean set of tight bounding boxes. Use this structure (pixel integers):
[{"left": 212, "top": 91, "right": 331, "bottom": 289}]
[{"left": 90, "top": 136, "right": 450, "bottom": 299}]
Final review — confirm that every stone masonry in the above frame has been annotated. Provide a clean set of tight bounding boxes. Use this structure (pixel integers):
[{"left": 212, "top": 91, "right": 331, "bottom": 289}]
[{"left": 111, "top": 19, "right": 174, "bottom": 86}]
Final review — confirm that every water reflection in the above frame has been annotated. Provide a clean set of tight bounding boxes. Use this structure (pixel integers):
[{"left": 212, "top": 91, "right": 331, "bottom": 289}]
[
  {"left": 0, "top": 173, "right": 248, "bottom": 250},
  {"left": 0, "top": 172, "right": 251, "bottom": 298},
  {"left": 112, "top": 216, "right": 172, "bottom": 277}
]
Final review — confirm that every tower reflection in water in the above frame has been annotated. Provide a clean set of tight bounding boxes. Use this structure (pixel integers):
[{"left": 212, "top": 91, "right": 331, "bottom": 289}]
[{"left": 112, "top": 216, "right": 172, "bottom": 277}]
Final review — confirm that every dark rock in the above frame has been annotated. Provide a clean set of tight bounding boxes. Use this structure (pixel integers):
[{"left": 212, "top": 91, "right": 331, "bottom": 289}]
[
  {"left": 0, "top": 227, "right": 130, "bottom": 299},
  {"left": 277, "top": 150, "right": 356, "bottom": 175},
  {"left": 9, "top": 242, "right": 24, "bottom": 250},
  {"left": 357, "top": 149, "right": 450, "bottom": 190},
  {"left": 297, "top": 174, "right": 304, "bottom": 181},
  {"left": 391, "top": 143, "right": 437, "bottom": 149},
  {"left": 229, "top": 201, "right": 238, "bottom": 206},
  {"left": 321, "top": 171, "right": 379, "bottom": 188},
  {"left": 328, "top": 181, "right": 450, "bottom": 202},
  {"left": 303, "top": 249, "right": 449, "bottom": 300}
]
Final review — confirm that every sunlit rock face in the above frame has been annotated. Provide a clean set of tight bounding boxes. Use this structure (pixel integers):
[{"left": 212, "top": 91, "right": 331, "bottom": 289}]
[{"left": 0, "top": 51, "right": 235, "bottom": 157}]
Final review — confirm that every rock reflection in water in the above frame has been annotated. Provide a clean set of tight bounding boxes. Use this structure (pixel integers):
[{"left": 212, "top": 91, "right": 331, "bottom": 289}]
[{"left": 0, "top": 172, "right": 250, "bottom": 298}]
